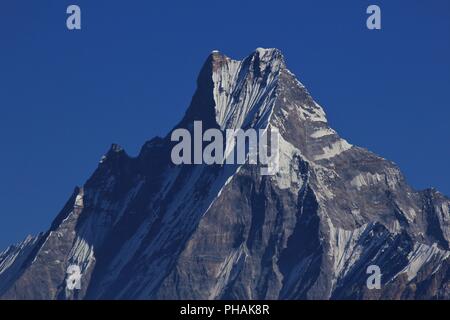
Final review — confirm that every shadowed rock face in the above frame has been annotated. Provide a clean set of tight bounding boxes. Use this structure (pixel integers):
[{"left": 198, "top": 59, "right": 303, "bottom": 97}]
[{"left": 1, "top": 48, "right": 449, "bottom": 300}]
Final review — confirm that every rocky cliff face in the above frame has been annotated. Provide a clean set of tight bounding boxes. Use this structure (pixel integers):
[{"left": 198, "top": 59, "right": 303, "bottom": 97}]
[{"left": 1, "top": 48, "right": 449, "bottom": 299}]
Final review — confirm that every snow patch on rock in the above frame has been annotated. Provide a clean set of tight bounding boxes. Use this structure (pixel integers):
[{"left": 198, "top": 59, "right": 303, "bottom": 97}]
[
  {"left": 314, "top": 139, "right": 352, "bottom": 161},
  {"left": 398, "top": 242, "right": 449, "bottom": 281}
]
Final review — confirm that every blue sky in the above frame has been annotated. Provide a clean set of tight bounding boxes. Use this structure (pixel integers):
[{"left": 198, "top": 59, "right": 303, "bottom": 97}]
[{"left": 0, "top": 0, "right": 449, "bottom": 250}]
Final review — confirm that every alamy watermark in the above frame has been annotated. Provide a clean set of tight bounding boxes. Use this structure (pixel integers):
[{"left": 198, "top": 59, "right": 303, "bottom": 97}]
[
  {"left": 170, "top": 121, "right": 280, "bottom": 175},
  {"left": 66, "top": 264, "right": 82, "bottom": 291},
  {"left": 66, "top": 5, "right": 81, "bottom": 30},
  {"left": 366, "top": 5, "right": 381, "bottom": 30},
  {"left": 65, "top": 5, "right": 380, "bottom": 31},
  {"left": 366, "top": 264, "right": 382, "bottom": 289}
]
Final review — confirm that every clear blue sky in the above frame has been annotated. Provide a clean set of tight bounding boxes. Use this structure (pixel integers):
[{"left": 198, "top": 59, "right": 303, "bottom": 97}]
[{"left": 0, "top": 0, "right": 449, "bottom": 250}]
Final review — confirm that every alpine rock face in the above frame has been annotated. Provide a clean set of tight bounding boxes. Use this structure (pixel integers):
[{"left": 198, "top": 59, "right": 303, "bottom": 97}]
[{"left": 1, "top": 48, "right": 449, "bottom": 299}]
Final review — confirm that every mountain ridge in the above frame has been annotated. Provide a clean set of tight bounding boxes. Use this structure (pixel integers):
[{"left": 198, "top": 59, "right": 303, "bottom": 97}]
[{"left": 1, "top": 48, "right": 449, "bottom": 300}]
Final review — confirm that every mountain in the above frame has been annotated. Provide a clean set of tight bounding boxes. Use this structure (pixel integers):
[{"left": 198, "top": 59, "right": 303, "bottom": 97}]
[{"left": 1, "top": 48, "right": 449, "bottom": 300}]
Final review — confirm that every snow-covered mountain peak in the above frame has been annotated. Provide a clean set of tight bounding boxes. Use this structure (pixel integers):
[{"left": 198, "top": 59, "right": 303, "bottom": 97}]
[
  {"left": 1, "top": 49, "right": 449, "bottom": 300},
  {"left": 254, "top": 47, "right": 285, "bottom": 65},
  {"left": 209, "top": 48, "right": 286, "bottom": 129}
]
